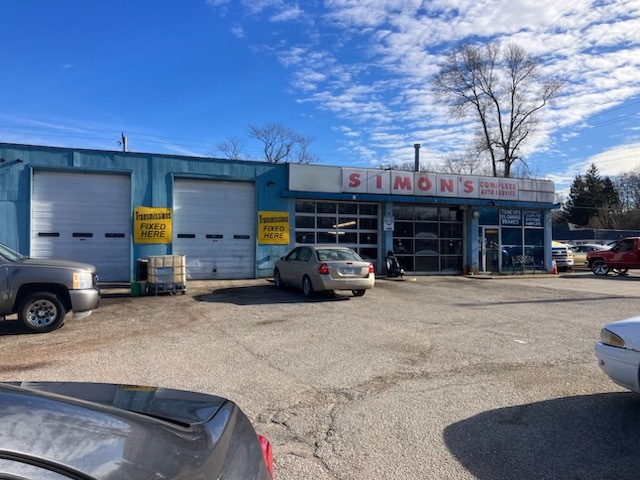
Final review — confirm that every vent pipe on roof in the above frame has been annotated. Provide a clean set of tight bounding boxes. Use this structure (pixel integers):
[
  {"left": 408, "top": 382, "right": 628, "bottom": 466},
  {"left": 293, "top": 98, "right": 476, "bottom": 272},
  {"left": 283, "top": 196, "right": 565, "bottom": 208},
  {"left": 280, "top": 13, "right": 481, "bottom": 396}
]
[{"left": 414, "top": 143, "right": 421, "bottom": 172}]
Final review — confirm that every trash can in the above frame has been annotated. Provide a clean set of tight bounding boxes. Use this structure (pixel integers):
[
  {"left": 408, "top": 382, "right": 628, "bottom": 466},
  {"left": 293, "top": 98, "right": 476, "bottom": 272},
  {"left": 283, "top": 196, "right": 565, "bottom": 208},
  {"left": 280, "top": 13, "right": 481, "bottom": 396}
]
[
  {"left": 136, "top": 258, "right": 148, "bottom": 282},
  {"left": 130, "top": 281, "right": 145, "bottom": 297}
]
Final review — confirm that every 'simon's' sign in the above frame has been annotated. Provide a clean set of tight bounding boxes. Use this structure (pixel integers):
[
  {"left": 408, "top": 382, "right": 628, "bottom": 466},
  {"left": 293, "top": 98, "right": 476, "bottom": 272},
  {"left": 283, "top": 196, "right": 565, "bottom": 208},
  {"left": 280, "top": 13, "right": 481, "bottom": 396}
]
[
  {"left": 342, "top": 168, "right": 520, "bottom": 200},
  {"left": 134, "top": 207, "right": 172, "bottom": 244}
]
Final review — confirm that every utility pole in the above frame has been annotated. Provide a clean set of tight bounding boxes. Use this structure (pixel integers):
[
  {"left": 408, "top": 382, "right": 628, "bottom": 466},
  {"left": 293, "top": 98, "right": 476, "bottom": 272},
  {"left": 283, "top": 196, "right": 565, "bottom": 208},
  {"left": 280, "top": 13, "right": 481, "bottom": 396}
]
[{"left": 121, "top": 133, "right": 127, "bottom": 153}]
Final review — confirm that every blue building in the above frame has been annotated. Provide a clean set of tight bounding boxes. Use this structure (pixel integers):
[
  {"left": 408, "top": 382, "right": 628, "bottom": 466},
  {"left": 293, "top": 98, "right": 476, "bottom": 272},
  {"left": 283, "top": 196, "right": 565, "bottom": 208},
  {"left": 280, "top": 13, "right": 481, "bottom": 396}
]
[{"left": 0, "top": 143, "right": 557, "bottom": 281}]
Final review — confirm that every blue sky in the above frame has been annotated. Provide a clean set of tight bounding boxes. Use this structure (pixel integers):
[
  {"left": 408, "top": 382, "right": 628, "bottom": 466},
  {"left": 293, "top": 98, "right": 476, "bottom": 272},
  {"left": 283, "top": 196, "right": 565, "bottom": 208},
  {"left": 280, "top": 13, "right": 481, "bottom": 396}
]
[{"left": 1, "top": 0, "right": 639, "bottom": 196}]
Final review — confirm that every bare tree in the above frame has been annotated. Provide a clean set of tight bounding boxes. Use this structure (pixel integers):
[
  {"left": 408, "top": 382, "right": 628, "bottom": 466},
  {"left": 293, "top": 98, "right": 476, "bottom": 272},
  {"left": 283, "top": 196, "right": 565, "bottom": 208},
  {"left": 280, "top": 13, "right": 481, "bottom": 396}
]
[
  {"left": 293, "top": 134, "right": 320, "bottom": 164},
  {"left": 247, "top": 122, "right": 318, "bottom": 164},
  {"left": 216, "top": 135, "right": 247, "bottom": 161},
  {"left": 615, "top": 166, "right": 640, "bottom": 212},
  {"left": 441, "top": 145, "right": 491, "bottom": 176},
  {"left": 432, "top": 43, "right": 563, "bottom": 177},
  {"left": 379, "top": 162, "right": 431, "bottom": 172}
]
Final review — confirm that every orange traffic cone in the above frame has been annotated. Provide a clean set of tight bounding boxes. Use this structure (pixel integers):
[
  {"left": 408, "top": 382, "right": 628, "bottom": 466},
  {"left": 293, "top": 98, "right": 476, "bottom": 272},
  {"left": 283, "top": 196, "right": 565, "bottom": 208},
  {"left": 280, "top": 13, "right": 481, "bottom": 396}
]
[{"left": 551, "top": 259, "right": 558, "bottom": 274}]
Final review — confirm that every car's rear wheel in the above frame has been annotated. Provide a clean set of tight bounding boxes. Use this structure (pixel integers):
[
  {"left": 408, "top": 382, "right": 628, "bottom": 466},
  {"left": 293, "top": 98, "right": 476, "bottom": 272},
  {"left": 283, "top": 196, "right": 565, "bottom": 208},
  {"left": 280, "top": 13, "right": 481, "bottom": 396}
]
[
  {"left": 591, "top": 260, "right": 610, "bottom": 276},
  {"left": 18, "top": 293, "right": 66, "bottom": 333},
  {"left": 302, "top": 276, "right": 314, "bottom": 297},
  {"left": 274, "top": 268, "right": 283, "bottom": 288},
  {"left": 352, "top": 289, "right": 366, "bottom": 297}
]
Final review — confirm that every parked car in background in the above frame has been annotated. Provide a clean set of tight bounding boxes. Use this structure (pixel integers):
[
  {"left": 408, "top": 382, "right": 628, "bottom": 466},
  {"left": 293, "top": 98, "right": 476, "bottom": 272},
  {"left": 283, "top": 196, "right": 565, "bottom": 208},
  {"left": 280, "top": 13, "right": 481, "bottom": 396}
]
[
  {"left": 569, "top": 244, "right": 610, "bottom": 268},
  {"left": 551, "top": 241, "right": 575, "bottom": 272},
  {"left": 274, "top": 245, "right": 375, "bottom": 297},
  {"left": 587, "top": 237, "right": 640, "bottom": 276},
  {"left": 595, "top": 316, "right": 640, "bottom": 394},
  {"left": 0, "top": 382, "right": 274, "bottom": 479},
  {"left": 0, "top": 242, "right": 100, "bottom": 332}
]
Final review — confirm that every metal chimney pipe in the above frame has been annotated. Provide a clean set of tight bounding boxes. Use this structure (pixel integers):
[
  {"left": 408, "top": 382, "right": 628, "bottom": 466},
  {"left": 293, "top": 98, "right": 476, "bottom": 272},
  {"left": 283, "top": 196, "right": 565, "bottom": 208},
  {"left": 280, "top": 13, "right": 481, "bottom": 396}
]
[{"left": 414, "top": 144, "right": 421, "bottom": 171}]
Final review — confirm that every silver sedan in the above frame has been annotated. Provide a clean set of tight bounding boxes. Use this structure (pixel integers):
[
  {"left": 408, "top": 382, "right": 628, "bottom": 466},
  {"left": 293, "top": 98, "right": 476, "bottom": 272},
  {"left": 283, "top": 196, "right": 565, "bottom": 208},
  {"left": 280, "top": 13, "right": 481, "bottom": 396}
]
[{"left": 274, "top": 245, "right": 375, "bottom": 297}]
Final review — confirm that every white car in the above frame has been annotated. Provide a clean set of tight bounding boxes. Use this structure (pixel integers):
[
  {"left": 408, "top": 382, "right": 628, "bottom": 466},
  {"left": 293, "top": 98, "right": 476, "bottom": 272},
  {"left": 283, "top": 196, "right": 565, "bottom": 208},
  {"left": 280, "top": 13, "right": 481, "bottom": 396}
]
[
  {"left": 274, "top": 245, "right": 375, "bottom": 297},
  {"left": 595, "top": 316, "right": 640, "bottom": 393}
]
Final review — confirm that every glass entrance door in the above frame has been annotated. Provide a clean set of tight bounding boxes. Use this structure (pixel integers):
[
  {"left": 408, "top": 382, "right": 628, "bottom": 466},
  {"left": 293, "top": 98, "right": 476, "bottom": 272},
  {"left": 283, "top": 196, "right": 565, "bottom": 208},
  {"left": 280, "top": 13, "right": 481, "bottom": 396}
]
[{"left": 479, "top": 227, "right": 500, "bottom": 273}]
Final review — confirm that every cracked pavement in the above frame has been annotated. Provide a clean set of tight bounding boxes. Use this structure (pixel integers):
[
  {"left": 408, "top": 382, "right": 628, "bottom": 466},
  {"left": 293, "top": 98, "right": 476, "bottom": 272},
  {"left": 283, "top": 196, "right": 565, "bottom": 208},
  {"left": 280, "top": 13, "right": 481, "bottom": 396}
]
[{"left": 2, "top": 273, "right": 640, "bottom": 479}]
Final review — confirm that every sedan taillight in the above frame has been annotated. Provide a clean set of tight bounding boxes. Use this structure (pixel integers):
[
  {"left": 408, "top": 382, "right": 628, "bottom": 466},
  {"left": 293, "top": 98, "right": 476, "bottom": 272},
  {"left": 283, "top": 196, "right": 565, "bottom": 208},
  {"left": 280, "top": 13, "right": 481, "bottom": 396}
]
[
  {"left": 318, "top": 262, "right": 329, "bottom": 275},
  {"left": 368, "top": 262, "right": 374, "bottom": 274},
  {"left": 258, "top": 434, "right": 274, "bottom": 479}
]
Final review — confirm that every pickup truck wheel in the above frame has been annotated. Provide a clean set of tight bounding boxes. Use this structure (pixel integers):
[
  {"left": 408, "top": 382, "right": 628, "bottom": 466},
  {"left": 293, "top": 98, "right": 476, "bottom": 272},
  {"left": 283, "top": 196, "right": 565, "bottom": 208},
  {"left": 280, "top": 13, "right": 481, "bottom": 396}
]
[
  {"left": 19, "top": 293, "right": 66, "bottom": 333},
  {"left": 591, "top": 260, "right": 610, "bottom": 276}
]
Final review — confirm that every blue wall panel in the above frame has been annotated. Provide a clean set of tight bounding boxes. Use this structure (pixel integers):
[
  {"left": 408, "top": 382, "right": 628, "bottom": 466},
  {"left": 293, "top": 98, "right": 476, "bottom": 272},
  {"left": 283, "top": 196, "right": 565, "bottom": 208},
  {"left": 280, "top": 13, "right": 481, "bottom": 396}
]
[{"left": 0, "top": 143, "right": 290, "bottom": 279}]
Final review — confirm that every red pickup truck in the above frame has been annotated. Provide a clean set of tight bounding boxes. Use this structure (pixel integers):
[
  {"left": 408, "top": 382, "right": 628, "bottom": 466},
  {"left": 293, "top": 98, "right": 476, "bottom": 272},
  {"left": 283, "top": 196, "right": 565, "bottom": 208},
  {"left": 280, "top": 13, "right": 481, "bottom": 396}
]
[{"left": 587, "top": 237, "right": 640, "bottom": 275}]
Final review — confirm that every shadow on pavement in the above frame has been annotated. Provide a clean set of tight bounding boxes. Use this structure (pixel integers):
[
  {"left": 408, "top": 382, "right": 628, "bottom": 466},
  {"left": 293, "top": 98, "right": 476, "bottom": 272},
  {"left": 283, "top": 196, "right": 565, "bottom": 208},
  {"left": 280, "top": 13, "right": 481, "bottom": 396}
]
[
  {"left": 194, "top": 284, "right": 351, "bottom": 306},
  {"left": 444, "top": 392, "right": 640, "bottom": 480}
]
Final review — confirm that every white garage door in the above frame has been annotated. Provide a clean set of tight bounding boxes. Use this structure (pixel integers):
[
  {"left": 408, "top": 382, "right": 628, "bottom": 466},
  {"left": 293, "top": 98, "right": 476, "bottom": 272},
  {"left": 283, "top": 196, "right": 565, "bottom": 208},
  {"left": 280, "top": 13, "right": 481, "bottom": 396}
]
[
  {"left": 32, "top": 171, "right": 131, "bottom": 282},
  {"left": 173, "top": 179, "right": 255, "bottom": 280}
]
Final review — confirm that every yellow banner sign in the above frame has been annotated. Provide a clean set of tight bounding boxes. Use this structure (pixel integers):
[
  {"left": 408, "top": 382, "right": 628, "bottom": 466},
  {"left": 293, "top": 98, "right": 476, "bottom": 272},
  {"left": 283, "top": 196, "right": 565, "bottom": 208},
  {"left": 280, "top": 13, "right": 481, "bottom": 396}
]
[
  {"left": 258, "top": 211, "right": 290, "bottom": 244},
  {"left": 134, "top": 207, "right": 172, "bottom": 244}
]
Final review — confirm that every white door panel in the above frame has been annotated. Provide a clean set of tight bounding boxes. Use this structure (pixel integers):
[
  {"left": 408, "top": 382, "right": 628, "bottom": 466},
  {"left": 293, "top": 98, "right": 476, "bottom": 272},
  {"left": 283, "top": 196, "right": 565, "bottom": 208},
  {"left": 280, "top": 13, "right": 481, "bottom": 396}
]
[
  {"left": 173, "top": 179, "right": 255, "bottom": 280},
  {"left": 32, "top": 171, "right": 131, "bottom": 282}
]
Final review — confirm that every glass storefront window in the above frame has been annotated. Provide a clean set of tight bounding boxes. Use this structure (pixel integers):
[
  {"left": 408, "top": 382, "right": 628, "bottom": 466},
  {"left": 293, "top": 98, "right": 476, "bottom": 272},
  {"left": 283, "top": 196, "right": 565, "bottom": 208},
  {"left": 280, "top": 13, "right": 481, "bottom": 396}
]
[
  {"left": 501, "top": 227, "right": 522, "bottom": 246},
  {"left": 359, "top": 232, "right": 377, "bottom": 244},
  {"left": 440, "top": 207, "right": 463, "bottom": 222},
  {"left": 317, "top": 217, "right": 336, "bottom": 229},
  {"left": 415, "top": 206, "right": 438, "bottom": 221},
  {"left": 440, "top": 222, "right": 463, "bottom": 238},
  {"left": 360, "top": 204, "right": 378, "bottom": 215},
  {"left": 393, "top": 205, "right": 414, "bottom": 220},
  {"left": 317, "top": 202, "right": 336, "bottom": 213},
  {"left": 338, "top": 232, "right": 358, "bottom": 243},
  {"left": 337, "top": 217, "right": 357, "bottom": 229},
  {"left": 415, "top": 223, "right": 439, "bottom": 239},
  {"left": 295, "top": 201, "right": 315, "bottom": 213},
  {"left": 392, "top": 205, "right": 463, "bottom": 273},
  {"left": 415, "top": 239, "right": 438, "bottom": 255},
  {"left": 296, "top": 232, "right": 315, "bottom": 243},
  {"left": 415, "top": 256, "right": 439, "bottom": 272},
  {"left": 440, "top": 239, "right": 463, "bottom": 255},
  {"left": 360, "top": 218, "right": 377, "bottom": 229},
  {"left": 479, "top": 208, "right": 499, "bottom": 225},
  {"left": 295, "top": 216, "right": 315, "bottom": 228},
  {"left": 294, "top": 201, "right": 379, "bottom": 267},
  {"left": 395, "top": 221, "right": 414, "bottom": 237},
  {"left": 338, "top": 203, "right": 357, "bottom": 214}
]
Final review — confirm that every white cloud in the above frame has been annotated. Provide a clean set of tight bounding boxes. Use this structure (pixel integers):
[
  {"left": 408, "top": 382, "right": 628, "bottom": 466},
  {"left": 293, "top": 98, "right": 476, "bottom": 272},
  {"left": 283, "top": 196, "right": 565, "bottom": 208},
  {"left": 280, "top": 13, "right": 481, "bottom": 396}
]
[
  {"left": 582, "top": 142, "right": 640, "bottom": 177},
  {"left": 216, "top": 0, "right": 640, "bottom": 176},
  {"left": 230, "top": 24, "right": 245, "bottom": 39}
]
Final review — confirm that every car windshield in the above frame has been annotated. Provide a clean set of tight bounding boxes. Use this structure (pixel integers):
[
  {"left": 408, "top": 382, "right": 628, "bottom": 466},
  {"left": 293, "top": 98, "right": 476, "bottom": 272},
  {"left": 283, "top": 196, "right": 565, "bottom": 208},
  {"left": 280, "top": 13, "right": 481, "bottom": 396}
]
[
  {"left": 0, "top": 243, "right": 26, "bottom": 262},
  {"left": 316, "top": 249, "right": 362, "bottom": 262}
]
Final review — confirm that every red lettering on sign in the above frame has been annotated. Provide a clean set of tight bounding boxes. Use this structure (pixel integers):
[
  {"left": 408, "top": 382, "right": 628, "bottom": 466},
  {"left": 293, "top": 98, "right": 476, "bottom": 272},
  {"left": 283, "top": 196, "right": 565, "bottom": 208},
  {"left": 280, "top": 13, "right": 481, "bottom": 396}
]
[
  {"left": 375, "top": 174, "right": 383, "bottom": 189},
  {"left": 417, "top": 177, "right": 432, "bottom": 191},
  {"left": 393, "top": 176, "right": 412, "bottom": 191},
  {"left": 464, "top": 180, "right": 474, "bottom": 193},
  {"left": 349, "top": 173, "right": 361, "bottom": 188},
  {"left": 440, "top": 178, "right": 454, "bottom": 192}
]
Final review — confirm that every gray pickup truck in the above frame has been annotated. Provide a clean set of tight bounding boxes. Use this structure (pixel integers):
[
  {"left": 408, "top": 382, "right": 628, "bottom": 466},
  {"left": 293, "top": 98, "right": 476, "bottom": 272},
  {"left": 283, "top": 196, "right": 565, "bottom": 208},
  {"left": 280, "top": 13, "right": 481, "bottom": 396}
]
[{"left": 0, "top": 243, "right": 100, "bottom": 333}]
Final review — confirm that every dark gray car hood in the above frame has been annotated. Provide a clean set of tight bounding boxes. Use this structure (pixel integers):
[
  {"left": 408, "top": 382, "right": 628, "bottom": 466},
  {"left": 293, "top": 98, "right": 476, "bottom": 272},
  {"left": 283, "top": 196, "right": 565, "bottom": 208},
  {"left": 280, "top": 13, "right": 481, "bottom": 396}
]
[{"left": 0, "top": 382, "right": 267, "bottom": 479}]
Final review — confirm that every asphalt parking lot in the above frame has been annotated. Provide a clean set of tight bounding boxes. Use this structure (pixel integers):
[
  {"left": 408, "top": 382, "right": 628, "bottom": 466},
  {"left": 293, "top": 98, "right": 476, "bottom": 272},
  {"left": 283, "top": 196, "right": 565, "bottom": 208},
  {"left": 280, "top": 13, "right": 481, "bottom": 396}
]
[{"left": 2, "top": 271, "right": 640, "bottom": 479}]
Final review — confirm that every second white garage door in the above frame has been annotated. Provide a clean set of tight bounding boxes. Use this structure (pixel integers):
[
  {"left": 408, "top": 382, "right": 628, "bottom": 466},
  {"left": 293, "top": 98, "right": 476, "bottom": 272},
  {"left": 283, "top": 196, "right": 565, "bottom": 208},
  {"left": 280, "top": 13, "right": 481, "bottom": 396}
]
[{"left": 172, "top": 179, "right": 255, "bottom": 280}]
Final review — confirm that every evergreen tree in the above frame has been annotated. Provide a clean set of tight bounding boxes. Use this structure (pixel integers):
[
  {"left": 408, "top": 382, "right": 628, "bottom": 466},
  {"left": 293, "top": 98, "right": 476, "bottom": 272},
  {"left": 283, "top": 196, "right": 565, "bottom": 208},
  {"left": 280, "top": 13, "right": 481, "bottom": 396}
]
[{"left": 563, "top": 164, "right": 620, "bottom": 227}]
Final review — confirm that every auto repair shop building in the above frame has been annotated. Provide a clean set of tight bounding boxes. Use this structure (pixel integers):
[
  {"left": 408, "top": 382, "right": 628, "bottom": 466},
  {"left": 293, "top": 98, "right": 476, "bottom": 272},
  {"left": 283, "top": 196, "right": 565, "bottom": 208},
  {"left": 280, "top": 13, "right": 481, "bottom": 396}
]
[{"left": 0, "top": 143, "right": 556, "bottom": 282}]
